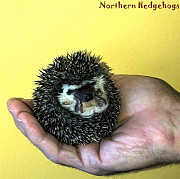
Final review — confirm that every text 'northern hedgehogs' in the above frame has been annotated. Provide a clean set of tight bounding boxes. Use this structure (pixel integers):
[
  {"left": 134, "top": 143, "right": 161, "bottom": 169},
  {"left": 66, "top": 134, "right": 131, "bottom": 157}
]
[{"left": 33, "top": 51, "right": 121, "bottom": 146}]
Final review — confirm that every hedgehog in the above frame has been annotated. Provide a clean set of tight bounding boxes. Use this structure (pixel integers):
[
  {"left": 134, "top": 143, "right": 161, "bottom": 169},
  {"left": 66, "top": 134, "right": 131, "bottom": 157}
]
[{"left": 33, "top": 51, "right": 121, "bottom": 146}]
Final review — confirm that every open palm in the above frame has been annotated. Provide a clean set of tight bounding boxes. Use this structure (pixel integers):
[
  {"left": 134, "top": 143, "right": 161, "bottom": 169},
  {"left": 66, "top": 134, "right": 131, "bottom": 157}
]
[{"left": 7, "top": 75, "right": 180, "bottom": 175}]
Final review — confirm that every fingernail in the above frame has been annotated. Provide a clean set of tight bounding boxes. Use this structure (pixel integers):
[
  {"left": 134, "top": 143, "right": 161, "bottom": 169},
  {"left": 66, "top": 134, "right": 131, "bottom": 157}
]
[
  {"left": 15, "top": 97, "right": 24, "bottom": 99},
  {"left": 7, "top": 106, "right": 13, "bottom": 112},
  {"left": 24, "top": 99, "right": 33, "bottom": 103},
  {"left": 10, "top": 97, "right": 24, "bottom": 101},
  {"left": 7, "top": 106, "right": 14, "bottom": 115},
  {"left": 7, "top": 108, "right": 16, "bottom": 120},
  {"left": 7, "top": 106, "right": 18, "bottom": 121},
  {"left": 27, "top": 99, "right": 33, "bottom": 101},
  {"left": 7, "top": 98, "right": 24, "bottom": 122}
]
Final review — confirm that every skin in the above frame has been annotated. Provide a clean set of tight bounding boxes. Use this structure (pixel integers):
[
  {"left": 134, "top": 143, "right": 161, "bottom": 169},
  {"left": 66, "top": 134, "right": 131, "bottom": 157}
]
[{"left": 7, "top": 75, "right": 180, "bottom": 175}]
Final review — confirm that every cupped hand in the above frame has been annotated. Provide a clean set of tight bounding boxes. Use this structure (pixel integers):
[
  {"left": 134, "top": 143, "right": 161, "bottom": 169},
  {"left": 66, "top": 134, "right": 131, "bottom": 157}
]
[{"left": 7, "top": 75, "right": 180, "bottom": 175}]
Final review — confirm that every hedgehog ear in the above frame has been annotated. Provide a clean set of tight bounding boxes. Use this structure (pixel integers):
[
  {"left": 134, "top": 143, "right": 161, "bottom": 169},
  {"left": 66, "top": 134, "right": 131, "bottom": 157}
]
[{"left": 54, "top": 81, "right": 63, "bottom": 93}]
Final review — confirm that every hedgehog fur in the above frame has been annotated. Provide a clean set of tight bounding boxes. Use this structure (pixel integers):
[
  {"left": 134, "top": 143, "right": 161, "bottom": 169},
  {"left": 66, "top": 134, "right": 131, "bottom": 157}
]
[{"left": 33, "top": 51, "right": 121, "bottom": 146}]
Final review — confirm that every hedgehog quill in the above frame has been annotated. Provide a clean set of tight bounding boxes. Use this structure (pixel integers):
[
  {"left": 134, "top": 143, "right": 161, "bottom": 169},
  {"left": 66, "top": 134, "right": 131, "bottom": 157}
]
[{"left": 33, "top": 51, "right": 121, "bottom": 146}]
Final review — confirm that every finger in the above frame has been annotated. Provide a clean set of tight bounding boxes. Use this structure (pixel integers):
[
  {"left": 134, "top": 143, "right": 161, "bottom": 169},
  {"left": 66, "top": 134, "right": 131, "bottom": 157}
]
[
  {"left": 7, "top": 98, "right": 33, "bottom": 137},
  {"left": 7, "top": 98, "right": 33, "bottom": 116},
  {"left": 16, "top": 111, "right": 85, "bottom": 169},
  {"left": 21, "top": 99, "right": 34, "bottom": 109},
  {"left": 7, "top": 98, "right": 84, "bottom": 169}
]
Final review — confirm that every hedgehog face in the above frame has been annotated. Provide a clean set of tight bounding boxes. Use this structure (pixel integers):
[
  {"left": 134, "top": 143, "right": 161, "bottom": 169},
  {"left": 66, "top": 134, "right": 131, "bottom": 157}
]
[{"left": 57, "top": 75, "right": 108, "bottom": 118}]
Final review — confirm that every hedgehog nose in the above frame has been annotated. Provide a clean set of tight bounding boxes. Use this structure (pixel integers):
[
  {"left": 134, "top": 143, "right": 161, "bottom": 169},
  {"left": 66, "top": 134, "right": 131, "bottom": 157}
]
[
  {"left": 74, "top": 91, "right": 93, "bottom": 102},
  {"left": 84, "top": 93, "right": 93, "bottom": 102}
]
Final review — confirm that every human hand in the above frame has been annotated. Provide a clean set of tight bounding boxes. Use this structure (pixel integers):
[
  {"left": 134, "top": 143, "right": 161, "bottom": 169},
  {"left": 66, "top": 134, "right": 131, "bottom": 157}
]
[{"left": 7, "top": 75, "right": 180, "bottom": 175}]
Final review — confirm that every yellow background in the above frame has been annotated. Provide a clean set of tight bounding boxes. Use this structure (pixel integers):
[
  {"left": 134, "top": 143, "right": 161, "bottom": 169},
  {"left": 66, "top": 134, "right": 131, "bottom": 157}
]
[{"left": 0, "top": 0, "right": 180, "bottom": 178}]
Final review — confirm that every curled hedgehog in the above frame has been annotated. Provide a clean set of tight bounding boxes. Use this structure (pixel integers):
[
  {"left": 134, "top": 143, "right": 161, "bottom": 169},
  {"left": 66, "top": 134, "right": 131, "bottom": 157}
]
[{"left": 33, "top": 51, "right": 121, "bottom": 146}]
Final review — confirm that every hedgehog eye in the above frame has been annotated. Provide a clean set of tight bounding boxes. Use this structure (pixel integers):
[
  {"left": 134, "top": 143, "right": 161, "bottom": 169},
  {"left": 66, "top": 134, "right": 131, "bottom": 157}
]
[
  {"left": 67, "top": 89, "right": 74, "bottom": 95},
  {"left": 90, "top": 81, "right": 96, "bottom": 86}
]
